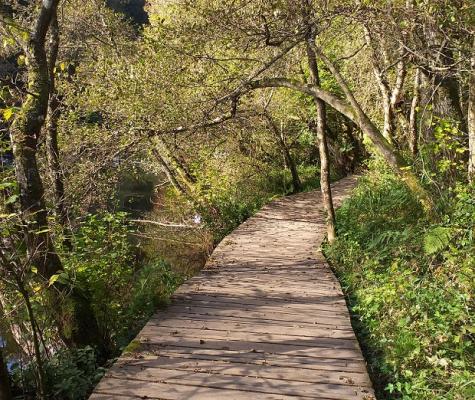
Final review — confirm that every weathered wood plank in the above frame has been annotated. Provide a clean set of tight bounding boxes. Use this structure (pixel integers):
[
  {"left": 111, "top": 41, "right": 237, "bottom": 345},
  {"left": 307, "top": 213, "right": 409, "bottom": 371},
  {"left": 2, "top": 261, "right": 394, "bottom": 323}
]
[
  {"left": 141, "top": 338, "right": 365, "bottom": 360},
  {"left": 171, "top": 293, "right": 348, "bottom": 311},
  {"left": 146, "top": 315, "right": 355, "bottom": 338},
  {"left": 139, "top": 325, "right": 358, "bottom": 349},
  {"left": 117, "top": 355, "right": 372, "bottom": 386},
  {"left": 91, "top": 378, "right": 339, "bottom": 400},
  {"left": 104, "top": 366, "right": 372, "bottom": 400},
  {"left": 152, "top": 304, "right": 352, "bottom": 328},
  {"left": 139, "top": 346, "right": 368, "bottom": 372}
]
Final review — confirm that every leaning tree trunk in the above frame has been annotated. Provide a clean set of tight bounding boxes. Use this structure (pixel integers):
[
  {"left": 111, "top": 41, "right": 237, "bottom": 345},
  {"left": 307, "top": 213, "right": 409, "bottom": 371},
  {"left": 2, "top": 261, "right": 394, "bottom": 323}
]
[
  {"left": 149, "top": 138, "right": 188, "bottom": 196},
  {"left": 468, "top": 36, "right": 475, "bottom": 183},
  {"left": 156, "top": 137, "right": 197, "bottom": 189},
  {"left": 0, "top": 347, "right": 12, "bottom": 400},
  {"left": 311, "top": 46, "right": 434, "bottom": 212}
]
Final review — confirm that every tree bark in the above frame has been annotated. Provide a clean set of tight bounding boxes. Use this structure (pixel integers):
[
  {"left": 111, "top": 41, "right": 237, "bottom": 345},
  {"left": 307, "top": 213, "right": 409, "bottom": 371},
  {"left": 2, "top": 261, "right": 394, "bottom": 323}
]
[
  {"left": 156, "top": 137, "right": 197, "bottom": 188},
  {"left": 264, "top": 113, "right": 302, "bottom": 192},
  {"left": 363, "top": 25, "right": 394, "bottom": 142},
  {"left": 46, "top": 14, "right": 69, "bottom": 235},
  {"left": 10, "top": 0, "right": 62, "bottom": 279},
  {"left": 9, "top": 1, "right": 103, "bottom": 352},
  {"left": 0, "top": 347, "right": 12, "bottom": 400},
  {"left": 469, "top": 36, "right": 475, "bottom": 183},
  {"left": 304, "top": 19, "right": 336, "bottom": 243},
  {"left": 409, "top": 67, "right": 421, "bottom": 157},
  {"left": 149, "top": 138, "right": 188, "bottom": 195}
]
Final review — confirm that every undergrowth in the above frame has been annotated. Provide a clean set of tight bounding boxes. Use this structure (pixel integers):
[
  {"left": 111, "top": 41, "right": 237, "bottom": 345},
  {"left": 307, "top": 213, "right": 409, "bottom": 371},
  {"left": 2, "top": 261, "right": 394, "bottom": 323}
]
[{"left": 325, "top": 160, "right": 474, "bottom": 400}]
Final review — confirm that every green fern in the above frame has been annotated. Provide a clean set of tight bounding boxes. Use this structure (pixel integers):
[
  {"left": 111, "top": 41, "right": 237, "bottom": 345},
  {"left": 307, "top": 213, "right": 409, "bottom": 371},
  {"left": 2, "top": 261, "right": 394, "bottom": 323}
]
[{"left": 423, "top": 227, "right": 453, "bottom": 256}]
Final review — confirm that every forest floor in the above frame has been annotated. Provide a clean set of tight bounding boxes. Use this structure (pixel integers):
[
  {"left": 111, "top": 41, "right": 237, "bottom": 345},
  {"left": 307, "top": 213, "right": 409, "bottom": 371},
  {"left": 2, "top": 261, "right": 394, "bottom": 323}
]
[{"left": 90, "top": 175, "right": 374, "bottom": 400}]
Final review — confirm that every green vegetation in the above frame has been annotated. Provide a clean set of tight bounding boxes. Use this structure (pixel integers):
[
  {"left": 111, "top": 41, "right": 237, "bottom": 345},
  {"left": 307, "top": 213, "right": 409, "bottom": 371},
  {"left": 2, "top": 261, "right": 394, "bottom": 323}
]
[{"left": 326, "top": 159, "right": 475, "bottom": 399}]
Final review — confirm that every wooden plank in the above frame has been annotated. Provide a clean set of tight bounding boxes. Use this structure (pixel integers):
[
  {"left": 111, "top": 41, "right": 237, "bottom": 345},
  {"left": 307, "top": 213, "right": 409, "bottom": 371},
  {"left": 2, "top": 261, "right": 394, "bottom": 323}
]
[
  {"left": 171, "top": 293, "right": 348, "bottom": 311},
  {"left": 105, "top": 365, "right": 373, "bottom": 400},
  {"left": 146, "top": 315, "right": 355, "bottom": 338},
  {"left": 117, "top": 355, "right": 372, "bottom": 386},
  {"left": 92, "top": 377, "right": 339, "bottom": 400},
  {"left": 135, "top": 346, "right": 368, "bottom": 372},
  {"left": 172, "top": 291, "right": 348, "bottom": 308},
  {"left": 164, "top": 296, "right": 349, "bottom": 323},
  {"left": 139, "top": 325, "right": 359, "bottom": 350},
  {"left": 150, "top": 311, "right": 351, "bottom": 330},
  {"left": 153, "top": 304, "right": 352, "bottom": 328},
  {"left": 140, "top": 337, "right": 365, "bottom": 360},
  {"left": 173, "top": 286, "right": 347, "bottom": 301},
  {"left": 179, "top": 275, "right": 343, "bottom": 288}
]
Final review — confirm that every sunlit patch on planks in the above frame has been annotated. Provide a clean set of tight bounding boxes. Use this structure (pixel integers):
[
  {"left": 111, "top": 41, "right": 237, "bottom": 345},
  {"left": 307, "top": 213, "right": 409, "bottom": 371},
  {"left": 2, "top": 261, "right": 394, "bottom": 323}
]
[{"left": 90, "top": 176, "right": 375, "bottom": 400}]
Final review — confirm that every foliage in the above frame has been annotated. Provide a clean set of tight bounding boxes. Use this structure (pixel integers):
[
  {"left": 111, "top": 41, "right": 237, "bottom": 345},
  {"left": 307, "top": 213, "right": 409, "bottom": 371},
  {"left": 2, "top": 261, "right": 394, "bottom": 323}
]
[
  {"left": 64, "top": 212, "right": 182, "bottom": 350},
  {"left": 44, "top": 346, "right": 105, "bottom": 400},
  {"left": 10, "top": 346, "right": 104, "bottom": 400},
  {"left": 325, "top": 161, "right": 475, "bottom": 400}
]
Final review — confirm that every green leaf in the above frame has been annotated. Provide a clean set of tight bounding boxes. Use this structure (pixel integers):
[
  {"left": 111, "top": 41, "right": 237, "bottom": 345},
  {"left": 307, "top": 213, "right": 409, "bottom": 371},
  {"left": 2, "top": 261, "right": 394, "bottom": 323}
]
[
  {"left": 17, "top": 55, "right": 26, "bottom": 66},
  {"left": 35, "top": 228, "right": 51, "bottom": 234},
  {"left": 5, "top": 194, "right": 18, "bottom": 205},
  {"left": 0, "top": 182, "right": 16, "bottom": 190},
  {"left": 2, "top": 108, "right": 14, "bottom": 121},
  {"left": 423, "top": 226, "right": 453, "bottom": 256},
  {"left": 49, "top": 274, "right": 60, "bottom": 286}
]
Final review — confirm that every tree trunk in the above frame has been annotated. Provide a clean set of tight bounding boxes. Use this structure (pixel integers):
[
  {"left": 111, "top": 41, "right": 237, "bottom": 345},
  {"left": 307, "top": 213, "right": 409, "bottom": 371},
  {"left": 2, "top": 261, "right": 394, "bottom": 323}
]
[
  {"left": 310, "top": 47, "right": 433, "bottom": 212},
  {"left": 156, "top": 137, "right": 197, "bottom": 188},
  {"left": 0, "top": 347, "right": 12, "bottom": 400},
  {"left": 409, "top": 67, "right": 421, "bottom": 156},
  {"left": 46, "top": 14, "right": 69, "bottom": 236},
  {"left": 469, "top": 37, "right": 475, "bottom": 183},
  {"left": 315, "top": 101, "right": 336, "bottom": 243},
  {"left": 363, "top": 24, "right": 404, "bottom": 144},
  {"left": 149, "top": 139, "right": 188, "bottom": 195},
  {"left": 21, "top": 286, "right": 47, "bottom": 399},
  {"left": 10, "top": 2, "right": 63, "bottom": 279},
  {"left": 302, "top": 8, "right": 336, "bottom": 242},
  {"left": 264, "top": 113, "right": 302, "bottom": 192},
  {"left": 10, "top": 1, "right": 103, "bottom": 352}
]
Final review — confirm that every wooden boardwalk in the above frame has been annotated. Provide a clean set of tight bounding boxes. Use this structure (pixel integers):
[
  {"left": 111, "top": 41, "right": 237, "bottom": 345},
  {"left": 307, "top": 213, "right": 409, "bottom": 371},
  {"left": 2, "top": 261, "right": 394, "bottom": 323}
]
[{"left": 90, "top": 176, "right": 375, "bottom": 400}]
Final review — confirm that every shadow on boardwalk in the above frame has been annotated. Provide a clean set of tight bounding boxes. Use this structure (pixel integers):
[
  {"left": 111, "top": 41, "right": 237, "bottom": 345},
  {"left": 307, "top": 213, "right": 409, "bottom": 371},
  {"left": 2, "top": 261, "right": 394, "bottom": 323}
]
[{"left": 90, "top": 176, "right": 375, "bottom": 400}]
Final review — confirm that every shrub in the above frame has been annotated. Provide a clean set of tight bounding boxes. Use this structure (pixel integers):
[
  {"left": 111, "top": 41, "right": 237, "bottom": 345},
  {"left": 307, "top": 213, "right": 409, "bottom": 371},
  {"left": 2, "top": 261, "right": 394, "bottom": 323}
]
[{"left": 64, "top": 212, "right": 182, "bottom": 351}]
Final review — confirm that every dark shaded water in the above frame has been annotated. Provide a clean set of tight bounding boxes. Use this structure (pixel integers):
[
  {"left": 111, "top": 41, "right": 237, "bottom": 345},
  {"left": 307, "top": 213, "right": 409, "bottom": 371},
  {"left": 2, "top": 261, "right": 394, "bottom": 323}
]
[
  {"left": 107, "top": 0, "right": 149, "bottom": 25},
  {"left": 0, "top": 335, "right": 17, "bottom": 371}
]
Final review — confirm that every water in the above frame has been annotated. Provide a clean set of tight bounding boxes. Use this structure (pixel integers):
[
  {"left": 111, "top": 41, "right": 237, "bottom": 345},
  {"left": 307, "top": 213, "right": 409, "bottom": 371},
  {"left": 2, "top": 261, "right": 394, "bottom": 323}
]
[{"left": 0, "top": 336, "right": 15, "bottom": 371}]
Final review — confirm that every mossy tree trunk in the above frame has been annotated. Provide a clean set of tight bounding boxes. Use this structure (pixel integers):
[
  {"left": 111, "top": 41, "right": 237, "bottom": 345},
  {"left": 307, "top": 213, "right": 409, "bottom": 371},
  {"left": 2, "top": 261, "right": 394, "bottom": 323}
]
[{"left": 9, "top": 0, "right": 103, "bottom": 352}]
